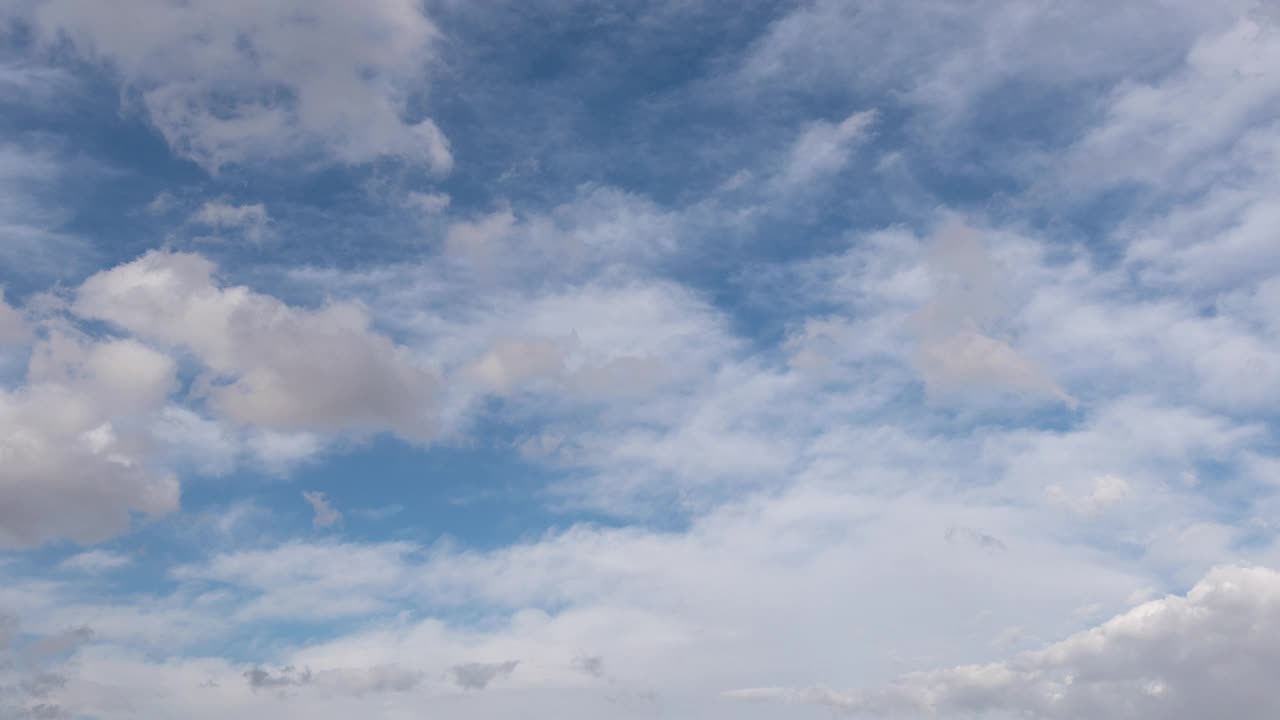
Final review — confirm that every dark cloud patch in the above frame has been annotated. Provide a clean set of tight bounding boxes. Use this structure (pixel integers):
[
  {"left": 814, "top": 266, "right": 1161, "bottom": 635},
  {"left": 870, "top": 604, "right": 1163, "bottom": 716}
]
[
  {"left": 572, "top": 655, "right": 605, "bottom": 679},
  {"left": 244, "top": 665, "right": 312, "bottom": 691},
  {"left": 449, "top": 660, "right": 518, "bottom": 690},
  {"left": 944, "top": 525, "right": 1008, "bottom": 552}
]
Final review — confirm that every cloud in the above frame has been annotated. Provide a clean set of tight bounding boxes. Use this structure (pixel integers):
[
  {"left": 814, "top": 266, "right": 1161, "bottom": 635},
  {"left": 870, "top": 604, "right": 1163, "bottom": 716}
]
[
  {"left": 0, "top": 330, "right": 180, "bottom": 547},
  {"left": 449, "top": 660, "right": 518, "bottom": 691},
  {"left": 780, "top": 110, "right": 876, "bottom": 187},
  {"left": 734, "top": 0, "right": 1234, "bottom": 127},
  {"left": 1047, "top": 474, "right": 1132, "bottom": 516},
  {"left": 572, "top": 655, "right": 605, "bottom": 679},
  {"left": 726, "top": 565, "right": 1280, "bottom": 720},
  {"left": 12, "top": 0, "right": 451, "bottom": 172},
  {"left": 244, "top": 665, "right": 311, "bottom": 691},
  {"left": 301, "top": 492, "right": 342, "bottom": 530},
  {"left": 912, "top": 222, "right": 1076, "bottom": 406},
  {"left": 73, "top": 251, "right": 439, "bottom": 440},
  {"left": 57, "top": 550, "right": 133, "bottom": 574},
  {"left": 190, "top": 201, "right": 272, "bottom": 243},
  {"left": 403, "top": 192, "right": 451, "bottom": 215},
  {"left": 0, "top": 618, "right": 94, "bottom": 720},
  {"left": 944, "top": 526, "right": 1007, "bottom": 552},
  {"left": 0, "top": 290, "right": 27, "bottom": 344},
  {"left": 0, "top": 144, "right": 92, "bottom": 277}
]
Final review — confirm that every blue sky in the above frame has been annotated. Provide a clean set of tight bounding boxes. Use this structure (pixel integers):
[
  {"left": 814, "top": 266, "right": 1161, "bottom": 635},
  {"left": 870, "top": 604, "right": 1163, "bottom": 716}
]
[{"left": 3, "top": 1, "right": 1280, "bottom": 718}]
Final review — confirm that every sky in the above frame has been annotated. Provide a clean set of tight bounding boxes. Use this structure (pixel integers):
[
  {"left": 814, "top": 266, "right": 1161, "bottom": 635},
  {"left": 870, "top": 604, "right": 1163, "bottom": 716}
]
[{"left": 2, "top": 0, "right": 1280, "bottom": 718}]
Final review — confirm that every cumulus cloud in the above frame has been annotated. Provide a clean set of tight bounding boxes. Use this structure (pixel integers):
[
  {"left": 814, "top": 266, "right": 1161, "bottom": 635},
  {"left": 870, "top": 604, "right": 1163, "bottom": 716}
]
[
  {"left": 12, "top": 0, "right": 451, "bottom": 172},
  {"left": 727, "top": 565, "right": 1280, "bottom": 720},
  {"left": 0, "top": 330, "right": 179, "bottom": 547},
  {"left": 73, "top": 251, "right": 439, "bottom": 439}
]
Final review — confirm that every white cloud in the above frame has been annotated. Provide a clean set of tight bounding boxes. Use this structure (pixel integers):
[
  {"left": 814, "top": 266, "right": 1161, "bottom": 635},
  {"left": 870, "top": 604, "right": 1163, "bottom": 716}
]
[
  {"left": 912, "top": 222, "right": 1075, "bottom": 406},
  {"left": 1047, "top": 474, "right": 1132, "bottom": 516},
  {"left": 13, "top": 0, "right": 451, "bottom": 172},
  {"left": 73, "top": 251, "right": 439, "bottom": 440},
  {"left": 403, "top": 192, "right": 451, "bottom": 215},
  {"left": 727, "top": 565, "right": 1280, "bottom": 720},
  {"left": 302, "top": 492, "right": 342, "bottom": 530},
  {"left": 438, "top": 188, "right": 678, "bottom": 277},
  {"left": 780, "top": 110, "right": 876, "bottom": 187},
  {"left": 190, "top": 201, "right": 272, "bottom": 243},
  {"left": 735, "top": 0, "right": 1238, "bottom": 127},
  {"left": 58, "top": 549, "right": 133, "bottom": 574},
  {"left": 0, "top": 330, "right": 179, "bottom": 547},
  {"left": 151, "top": 406, "right": 239, "bottom": 477}
]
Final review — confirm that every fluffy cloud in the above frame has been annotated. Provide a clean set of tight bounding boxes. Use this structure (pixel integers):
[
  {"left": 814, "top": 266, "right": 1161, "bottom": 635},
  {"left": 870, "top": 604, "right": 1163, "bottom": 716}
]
[
  {"left": 0, "top": 331, "right": 179, "bottom": 547},
  {"left": 727, "top": 565, "right": 1280, "bottom": 720},
  {"left": 74, "top": 251, "right": 439, "bottom": 439},
  {"left": 11, "top": 0, "right": 450, "bottom": 172}
]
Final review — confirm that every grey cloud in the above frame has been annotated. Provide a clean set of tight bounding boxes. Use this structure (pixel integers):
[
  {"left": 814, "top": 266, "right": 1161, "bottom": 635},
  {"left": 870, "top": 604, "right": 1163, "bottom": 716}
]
[
  {"left": 20, "top": 673, "right": 66, "bottom": 699},
  {"left": 912, "top": 222, "right": 1075, "bottom": 406},
  {"left": 0, "top": 620, "right": 93, "bottom": 720},
  {"left": 73, "top": 251, "right": 439, "bottom": 441},
  {"left": 244, "top": 665, "right": 312, "bottom": 691},
  {"left": 27, "top": 627, "right": 92, "bottom": 661},
  {"left": 944, "top": 526, "right": 1007, "bottom": 552},
  {"left": 318, "top": 665, "right": 424, "bottom": 695},
  {"left": 572, "top": 655, "right": 606, "bottom": 679},
  {"left": 450, "top": 660, "right": 518, "bottom": 690},
  {"left": 0, "top": 328, "right": 180, "bottom": 547}
]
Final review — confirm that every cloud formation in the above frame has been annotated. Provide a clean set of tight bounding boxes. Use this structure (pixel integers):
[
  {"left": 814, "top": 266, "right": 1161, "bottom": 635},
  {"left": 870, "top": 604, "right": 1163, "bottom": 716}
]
[
  {"left": 450, "top": 661, "right": 519, "bottom": 691},
  {"left": 11, "top": 0, "right": 450, "bottom": 172},
  {"left": 727, "top": 565, "right": 1280, "bottom": 720},
  {"left": 74, "top": 251, "right": 439, "bottom": 439},
  {"left": 302, "top": 492, "right": 342, "bottom": 530}
]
